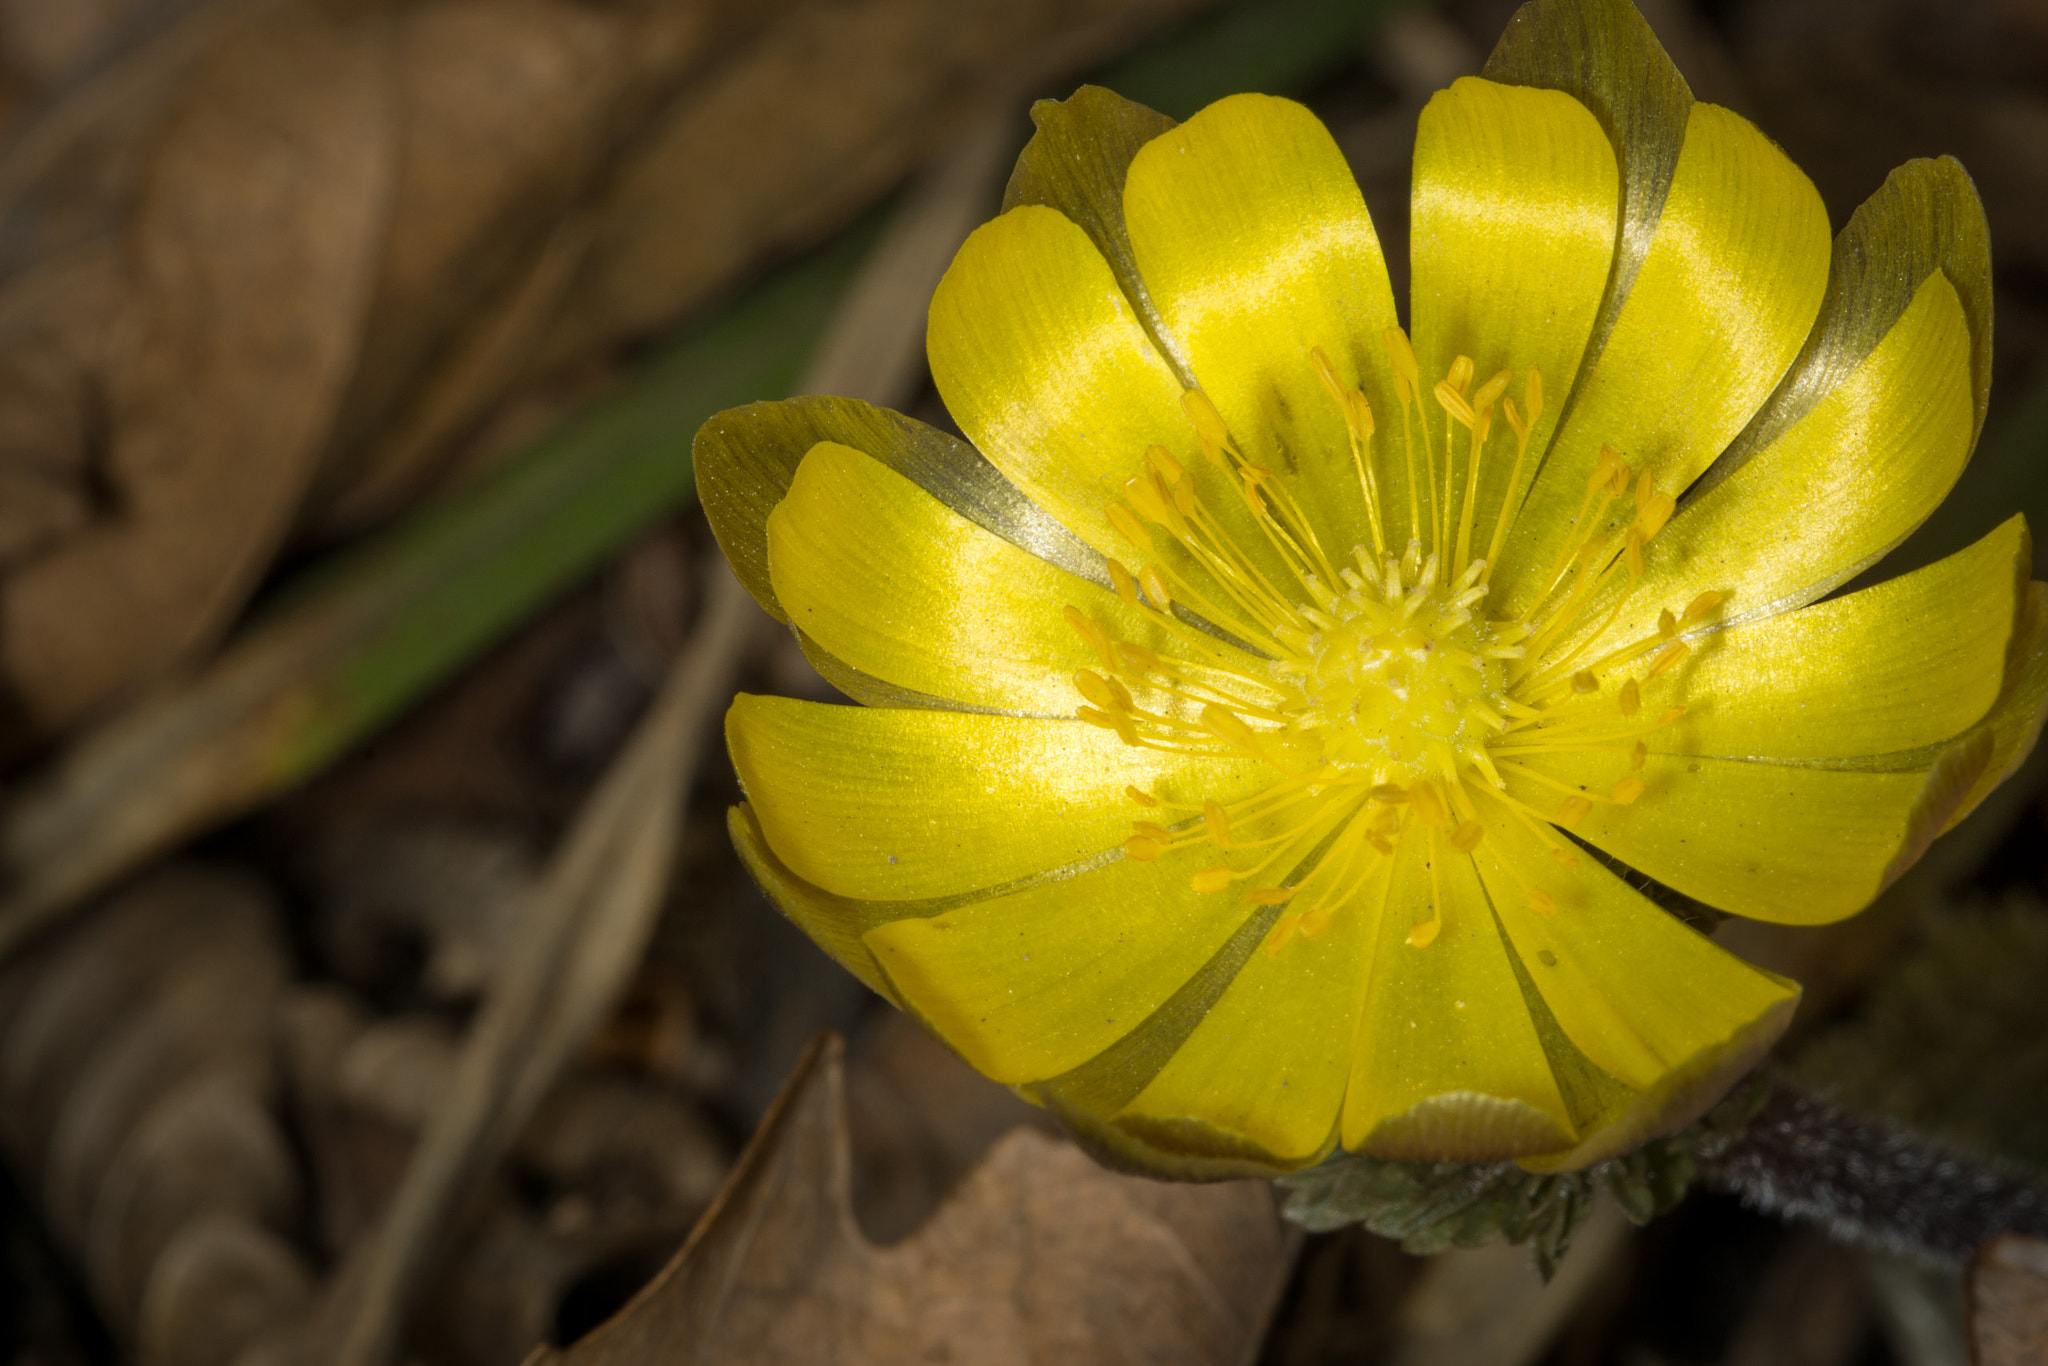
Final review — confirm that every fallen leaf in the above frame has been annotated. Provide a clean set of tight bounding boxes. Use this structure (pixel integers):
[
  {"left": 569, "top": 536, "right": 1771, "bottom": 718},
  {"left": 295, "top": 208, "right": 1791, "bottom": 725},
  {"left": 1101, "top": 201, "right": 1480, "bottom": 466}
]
[
  {"left": 0, "top": 0, "right": 393, "bottom": 733},
  {"left": 1969, "top": 1234, "right": 2048, "bottom": 1366},
  {"left": 539, "top": 1032, "right": 1291, "bottom": 1366}
]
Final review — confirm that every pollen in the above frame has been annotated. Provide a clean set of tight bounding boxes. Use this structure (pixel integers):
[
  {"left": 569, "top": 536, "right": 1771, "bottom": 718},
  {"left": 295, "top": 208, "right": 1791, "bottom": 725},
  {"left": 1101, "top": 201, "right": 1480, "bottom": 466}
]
[{"left": 1067, "top": 340, "right": 1716, "bottom": 952}]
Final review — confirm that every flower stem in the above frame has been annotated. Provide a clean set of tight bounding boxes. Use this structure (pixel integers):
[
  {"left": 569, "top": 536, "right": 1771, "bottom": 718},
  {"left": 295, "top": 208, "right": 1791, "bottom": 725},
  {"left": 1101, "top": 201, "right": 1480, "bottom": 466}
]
[{"left": 1698, "top": 1083, "right": 2048, "bottom": 1265}]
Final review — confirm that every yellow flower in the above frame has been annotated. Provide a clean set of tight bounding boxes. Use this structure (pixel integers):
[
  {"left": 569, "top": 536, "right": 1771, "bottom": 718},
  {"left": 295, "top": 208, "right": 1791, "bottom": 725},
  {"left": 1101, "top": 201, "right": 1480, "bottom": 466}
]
[{"left": 697, "top": 0, "right": 2048, "bottom": 1178}]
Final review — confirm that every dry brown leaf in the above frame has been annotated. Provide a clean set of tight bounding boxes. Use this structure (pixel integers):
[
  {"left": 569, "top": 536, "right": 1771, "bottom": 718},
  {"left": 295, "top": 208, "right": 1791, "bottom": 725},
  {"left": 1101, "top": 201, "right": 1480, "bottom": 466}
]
[
  {"left": 0, "top": 863, "right": 310, "bottom": 1364},
  {"left": 0, "top": 0, "right": 392, "bottom": 734},
  {"left": 0, "top": 0, "right": 1206, "bottom": 748},
  {"left": 536, "top": 0, "right": 1208, "bottom": 369},
  {"left": 1971, "top": 1234, "right": 2048, "bottom": 1366},
  {"left": 541, "top": 1032, "right": 1290, "bottom": 1366},
  {"left": 305, "top": 0, "right": 783, "bottom": 532},
  {"left": 297, "top": 564, "right": 756, "bottom": 1366}
]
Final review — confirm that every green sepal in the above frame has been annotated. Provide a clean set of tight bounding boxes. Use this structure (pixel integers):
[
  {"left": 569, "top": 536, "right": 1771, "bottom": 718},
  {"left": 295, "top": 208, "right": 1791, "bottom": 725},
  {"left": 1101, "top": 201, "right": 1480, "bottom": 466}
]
[
  {"left": 1704, "top": 157, "right": 1995, "bottom": 499},
  {"left": 692, "top": 395, "right": 1098, "bottom": 624},
  {"left": 1000, "top": 86, "right": 1191, "bottom": 384},
  {"left": 1278, "top": 1075, "right": 1770, "bottom": 1281}
]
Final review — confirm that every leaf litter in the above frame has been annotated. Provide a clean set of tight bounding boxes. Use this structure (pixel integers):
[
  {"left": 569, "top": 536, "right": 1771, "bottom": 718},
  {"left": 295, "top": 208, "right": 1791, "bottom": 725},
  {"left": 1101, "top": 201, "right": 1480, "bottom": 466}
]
[{"left": 0, "top": 2, "right": 2047, "bottom": 1365}]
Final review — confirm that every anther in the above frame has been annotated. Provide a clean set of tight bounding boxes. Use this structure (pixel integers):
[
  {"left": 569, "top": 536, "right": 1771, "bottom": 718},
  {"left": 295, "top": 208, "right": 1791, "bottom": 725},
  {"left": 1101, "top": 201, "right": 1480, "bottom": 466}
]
[
  {"left": 1191, "top": 866, "right": 1235, "bottom": 893},
  {"left": 1182, "top": 389, "right": 1232, "bottom": 463},
  {"left": 1648, "top": 641, "right": 1691, "bottom": 678},
  {"left": 1124, "top": 835, "right": 1166, "bottom": 862},
  {"left": 1144, "top": 444, "right": 1185, "bottom": 487},
  {"left": 1074, "top": 669, "right": 1119, "bottom": 711},
  {"left": 1345, "top": 390, "right": 1376, "bottom": 440},
  {"left": 1502, "top": 395, "right": 1528, "bottom": 440},
  {"left": 1634, "top": 490, "right": 1676, "bottom": 541},
  {"left": 1433, "top": 379, "right": 1476, "bottom": 427},
  {"left": 1383, "top": 327, "right": 1421, "bottom": 405},
  {"left": 1618, "top": 678, "right": 1642, "bottom": 716},
  {"left": 1203, "top": 799, "right": 1233, "bottom": 848},
  {"left": 1528, "top": 888, "right": 1557, "bottom": 916},
  {"left": 1571, "top": 669, "right": 1600, "bottom": 694},
  {"left": 1244, "top": 886, "right": 1295, "bottom": 906},
  {"left": 1523, "top": 366, "right": 1544, "bottom": 426},
  {"left": 1471, "top": 369, "right": 1511, "bottom": 412},
  {"left": 1369, "top": 784, "right": 1406, "bottom": 803},
  {"left": 1406, "top": 919, "right": 1442, "bottom": 948},
  {"left": 1557, "top": 795, "right": 1593, "bottom": 827},
  {"left": 1449, "top": 820, "right": 1485, "bottom": 853},
  {"left": 1611, "top": 776, "right": 1646, "bottom": 804},
  {"left": 1106, "top": 502, "right": 1151, "bottom": 548},
  {"left": 1682, "top": 591, "right": 1726, "bottom": 624},
  {"left": 1658, "top": 608, "right": 1678, "bottom": 639},
  {"left": 1125, "top": 785, "right": 1160, "bottom": 808},
  {"left": 1446, "top": 355, "right": 1475, "bottom": 395},
  {"left": 1409, "top": 781, "right": 1449, "bottom": 826},
  {"left": 1124, "top": 474, "right": 1173, "bottom": 525},
  {"left": 1310, "top": 346, "right": 1345, "bottom": 403},
  {"left": 1631, "top": 740, "right": 1648, "bottom": 771},
  {"left": 1266, "top": 914, "right": 1301, "bottom": 955},
  {"left": 1202, "top": 703, "right": 1260, "bottom": 754},
  {"left": 1107, "top": 559, "right": 1141, "bottom": 606},
  {"left": 1132, "top": 820, "right": 1171, "bottom": 842},
  {"left": 1139, "top": 565, "right": 1173, "bottom": 609}
]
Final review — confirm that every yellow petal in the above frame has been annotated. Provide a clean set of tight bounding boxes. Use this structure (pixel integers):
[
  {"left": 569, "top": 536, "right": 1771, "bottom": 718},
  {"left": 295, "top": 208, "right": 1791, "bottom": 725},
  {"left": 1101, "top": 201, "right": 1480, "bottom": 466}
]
[
  {"left": 1111, "top": 856, "right": 1376, "bottom": 1165},
  {"left": 1470, "top": 791, "right": 1798, "bottom": 1093},
  {"left": 695, "top": 394, "right": 1097, "bottom": 625},
  {"left": 1121, "top": 93, "right": 1401, "bottom": 557},
  {"left": 1553, "top": 166, "right": 1985, "bottom": 666},
  {"left": 927, "top": 205, "right": 1194, "bottom": 561},
  {"left": 1001, "top": 86, "right": 1185, "bottom": 376},
  {"left": 1506, "top": 750, "right": 1955, "bottom": 925},
  {"left": 1941, "top": 579, "right": 2048, "bottom": 834},
  {"left": 865, "top": 840, "right": 1253, "bottom": 1085},
  {"left": 1655, "top": 515, "right": 2026, "bottom": 759},
  {"left": 1495, "top": 101, "right": 1832, "bottom": 613},
  {"left": 1341, "top": 833, "right": 1575, "bottom": 1158},
  {"left": 728, "top": 695, "right": 1269, "bottom": 901},
  {"left": 729, "top": 802, "right": 899, "bottom": 1004},
  {"left": 1409, "top": 77, "right": 1617, "bottom": 561},
  {"left": 768, "top": 441, "right": 1267, "bottom": 715}
]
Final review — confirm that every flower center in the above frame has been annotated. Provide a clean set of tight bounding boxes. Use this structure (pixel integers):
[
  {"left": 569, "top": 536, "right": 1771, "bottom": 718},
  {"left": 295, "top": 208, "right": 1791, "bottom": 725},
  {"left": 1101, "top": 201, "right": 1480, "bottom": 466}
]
[
  {"left": 1289, "top": 557, "right": 1508, "bottom": 782},
  {"left": 1064, "top": 330, "right": 1721, "bottom": 953}
]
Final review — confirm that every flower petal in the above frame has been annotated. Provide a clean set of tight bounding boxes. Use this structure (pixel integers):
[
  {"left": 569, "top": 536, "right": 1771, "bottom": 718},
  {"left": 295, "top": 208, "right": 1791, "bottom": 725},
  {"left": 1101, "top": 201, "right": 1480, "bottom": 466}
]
[
  {"left": 768, "top": 441, "right": 1269, "bottom": 715},
  {"left": 1409, "top": 77, "right": 1618, "bottom": 560},
  {"left": 1654, "top": 515, "right": 2027, "bottom": 760},
  {"left": 1470, "top": 792, "right": 1798, "bottom": 1096},
  {"left": 1110, "top": 861, "right": 1377, "bottom": 1166},
  {"left": 1553, "top": 159, "right": 1988, "bottom": 664},
  {"left": 1121, "top": 93, "right": 1401, "bottom": 557},
  {"left": 1484, "top": 0, "right": 1691, "bottom": 308},
  {"left": 1505, "top": 750, "right": 1961, "bottom": 925},
  {"left": 1002, "top": 85, "right": 1188, "bottom": 379},
  {"left": 728, "top": 696, "right": 1269, "bottom": 902},
  {"left": 1493, "top": 101, "right": 1831, "bottom": 613},
  {"left": 1941, "top": 579, "right": 2048, "bottom": 834},
  {"left": 730, "top": 802, "right": 900, "bottom": 1003},
  {"left": 1341, "top": 835, "right": 1576, "bottom": 1159},
  {"left": 864, "top": 840, "right": 1254, "bottom": 1085},
  {"left": 928, "top": 205, "right": 1195, "bottom": 560},
  {"left": 696, "top": 394, "right": 1097, "bottom": 624}
]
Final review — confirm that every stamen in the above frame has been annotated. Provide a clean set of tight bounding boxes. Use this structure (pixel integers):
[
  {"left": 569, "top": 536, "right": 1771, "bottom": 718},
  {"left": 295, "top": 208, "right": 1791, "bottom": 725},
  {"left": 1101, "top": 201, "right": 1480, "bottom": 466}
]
[{"left": 1069, "top": 343, "right": 1724, "bottom": 956}]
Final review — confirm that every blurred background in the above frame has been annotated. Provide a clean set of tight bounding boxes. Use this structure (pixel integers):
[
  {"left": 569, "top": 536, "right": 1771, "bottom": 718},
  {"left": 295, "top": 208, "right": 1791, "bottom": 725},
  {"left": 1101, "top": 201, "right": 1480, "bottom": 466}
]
[{"left": 0, "top": 0, "right": 2042, "bottom": 1363}]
